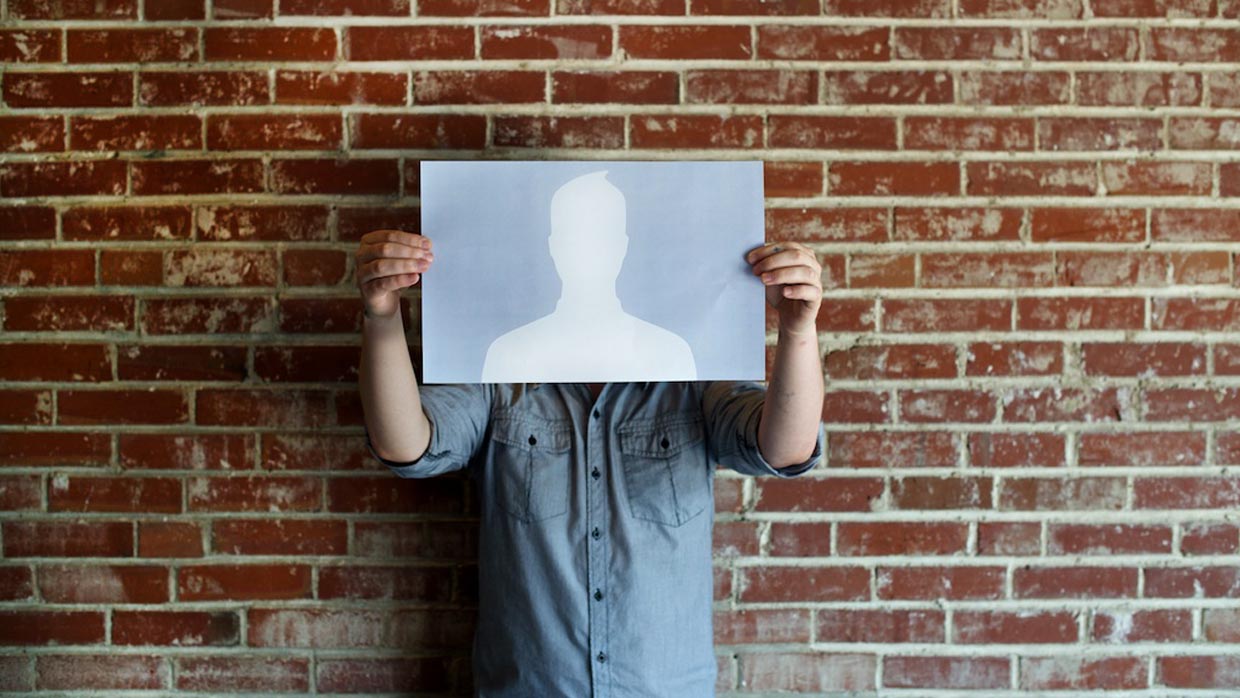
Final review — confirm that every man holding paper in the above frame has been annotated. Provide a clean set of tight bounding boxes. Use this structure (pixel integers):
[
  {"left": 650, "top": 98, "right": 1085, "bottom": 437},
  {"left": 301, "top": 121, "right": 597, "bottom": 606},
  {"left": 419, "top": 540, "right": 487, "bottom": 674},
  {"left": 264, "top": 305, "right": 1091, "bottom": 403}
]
[{"left": 356, "top": 165, "right": 826, "bottom": 697}]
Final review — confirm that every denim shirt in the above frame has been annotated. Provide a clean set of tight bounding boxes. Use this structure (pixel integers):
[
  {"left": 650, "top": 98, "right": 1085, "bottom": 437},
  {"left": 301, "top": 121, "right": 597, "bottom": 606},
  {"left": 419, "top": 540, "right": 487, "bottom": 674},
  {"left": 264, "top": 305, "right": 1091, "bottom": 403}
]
[{"left": 364, "top": 381, "right": 826, "bottom": 698}]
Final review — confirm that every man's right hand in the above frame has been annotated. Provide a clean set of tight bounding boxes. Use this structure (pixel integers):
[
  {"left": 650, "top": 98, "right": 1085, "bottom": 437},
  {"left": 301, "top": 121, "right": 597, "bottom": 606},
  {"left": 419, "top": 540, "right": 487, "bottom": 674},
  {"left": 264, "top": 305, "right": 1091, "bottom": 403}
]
[{"left": 354, "top": 229, "right": 434, "bottom": 319}]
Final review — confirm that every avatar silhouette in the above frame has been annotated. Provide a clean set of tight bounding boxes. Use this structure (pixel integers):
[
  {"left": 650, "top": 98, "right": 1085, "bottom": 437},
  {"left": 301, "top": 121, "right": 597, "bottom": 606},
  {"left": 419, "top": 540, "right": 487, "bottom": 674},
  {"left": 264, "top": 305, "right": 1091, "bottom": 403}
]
[{"left": 480, "top": 170, "right": 698, "bottom": 382}]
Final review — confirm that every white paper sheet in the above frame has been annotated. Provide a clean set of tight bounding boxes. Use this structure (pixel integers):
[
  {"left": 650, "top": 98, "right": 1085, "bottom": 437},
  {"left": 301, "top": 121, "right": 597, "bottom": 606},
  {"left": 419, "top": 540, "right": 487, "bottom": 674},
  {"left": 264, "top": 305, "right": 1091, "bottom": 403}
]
[{"left": 419, "top": 160, "right": 766, "bottom": 384}]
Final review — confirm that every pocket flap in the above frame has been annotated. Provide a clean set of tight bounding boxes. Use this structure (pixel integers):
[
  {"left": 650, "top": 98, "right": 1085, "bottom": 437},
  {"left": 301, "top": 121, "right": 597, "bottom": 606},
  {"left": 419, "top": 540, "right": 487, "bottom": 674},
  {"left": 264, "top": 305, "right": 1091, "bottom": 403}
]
[
  {"left": 618, "top": 416, "right": 704, "bottom": 458},
  {"left": 492, "top": 414, "right": 574, "bottom": 453}
]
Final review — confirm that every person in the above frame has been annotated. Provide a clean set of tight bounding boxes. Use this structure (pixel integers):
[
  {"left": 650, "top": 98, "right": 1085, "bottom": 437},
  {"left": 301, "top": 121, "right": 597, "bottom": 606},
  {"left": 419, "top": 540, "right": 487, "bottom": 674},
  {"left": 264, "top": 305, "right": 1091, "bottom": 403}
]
[
  {"left": 481, "top": 169, "right": 696, "bottom": 382},
  {"left": 355, "top": 226, "right": 826, "bottom": 698}
]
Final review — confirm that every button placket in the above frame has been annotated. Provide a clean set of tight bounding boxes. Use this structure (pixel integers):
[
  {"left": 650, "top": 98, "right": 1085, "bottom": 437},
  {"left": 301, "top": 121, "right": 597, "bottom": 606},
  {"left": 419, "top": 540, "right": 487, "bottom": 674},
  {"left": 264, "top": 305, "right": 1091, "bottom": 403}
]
[{"left": 585, "top": 393, "right": 609, "bottom": 697}]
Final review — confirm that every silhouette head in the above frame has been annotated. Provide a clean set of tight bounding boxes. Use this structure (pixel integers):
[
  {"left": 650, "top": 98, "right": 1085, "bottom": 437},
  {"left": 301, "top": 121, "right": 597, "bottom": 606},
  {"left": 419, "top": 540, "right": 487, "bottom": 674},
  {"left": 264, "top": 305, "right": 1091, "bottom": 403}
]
[{"left": 548, "top": 170, "right": 628, "bottom": 287}]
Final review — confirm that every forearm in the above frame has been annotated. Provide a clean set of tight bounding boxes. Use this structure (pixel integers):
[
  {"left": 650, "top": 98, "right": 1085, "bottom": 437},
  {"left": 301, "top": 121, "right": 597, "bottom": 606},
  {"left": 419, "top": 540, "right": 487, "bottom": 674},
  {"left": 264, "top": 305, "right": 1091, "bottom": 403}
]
[
  {"left": 358, "top": 309, "right": 431, "bottom": 462},
  {"left": 757, "top": 326, "right": 825, "bottom": 467}
]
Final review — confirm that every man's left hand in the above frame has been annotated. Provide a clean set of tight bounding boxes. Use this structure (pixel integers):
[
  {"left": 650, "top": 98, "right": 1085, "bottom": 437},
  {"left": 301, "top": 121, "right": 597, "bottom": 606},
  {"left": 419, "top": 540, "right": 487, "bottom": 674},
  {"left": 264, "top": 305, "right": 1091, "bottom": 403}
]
[{"left": 746, "top": 241, "right": 823, "bottom": 337}]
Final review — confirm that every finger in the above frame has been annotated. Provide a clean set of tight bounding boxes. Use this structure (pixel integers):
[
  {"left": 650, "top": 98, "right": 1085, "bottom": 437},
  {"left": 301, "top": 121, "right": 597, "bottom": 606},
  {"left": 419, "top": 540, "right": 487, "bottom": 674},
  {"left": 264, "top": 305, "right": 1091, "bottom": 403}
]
[
  {"left": 362, "top": 272, "right": 420, "bottom": 295},
  {"left": 746, "top": 241, "right": 807, "bottom": 265},
  {"left": 751, "top": 248, "right": 819, "bottom": 275},
  {"left": 360, "top": 229, "right": 432, "bottom": 250},
  {"left": 356, "top": 240, "right": 435, "bottom": 265},
  {"left": 760, "top": 266, "right": 819, "bottom": 287},
  {"left": 357, "top": 257, "right": 430, "bottom": 284},
  {"left": 781, "top": 284, "right": 821, "bottom": 301}
]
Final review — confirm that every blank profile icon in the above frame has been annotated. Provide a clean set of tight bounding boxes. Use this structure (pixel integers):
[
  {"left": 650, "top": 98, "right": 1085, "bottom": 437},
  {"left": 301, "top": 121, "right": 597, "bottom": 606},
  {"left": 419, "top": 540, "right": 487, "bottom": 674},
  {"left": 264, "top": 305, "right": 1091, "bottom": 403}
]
[{"left": 480, "top": 169, "right": 697, "bottom": 382}]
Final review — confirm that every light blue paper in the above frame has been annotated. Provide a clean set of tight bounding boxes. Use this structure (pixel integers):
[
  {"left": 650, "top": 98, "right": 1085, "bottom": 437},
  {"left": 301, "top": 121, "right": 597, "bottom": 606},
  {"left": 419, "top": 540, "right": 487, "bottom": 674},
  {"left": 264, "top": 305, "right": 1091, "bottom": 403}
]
[{"left": 420, "top": 160, "right": 766, "bottom": 384}]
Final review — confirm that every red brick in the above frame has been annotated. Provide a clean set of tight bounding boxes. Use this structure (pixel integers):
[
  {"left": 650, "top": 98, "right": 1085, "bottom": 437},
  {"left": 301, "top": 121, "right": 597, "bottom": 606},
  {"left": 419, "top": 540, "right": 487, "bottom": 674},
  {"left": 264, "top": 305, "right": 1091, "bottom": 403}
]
[
  {"left": 282, "top": 0, "right": 407, "bottom": 12},
  {"left": 215, "top": 0, "right": 273, "bottom": 17},
  {"left": 0, "top": 566, "right": 33, "bottom": 600},
  {"left": 838, "top": 522, "right": 967, "bottom": 556},
  {"left": 714, "top": 609, "right": 810, "bottom": 644},
  {"left": 270, "top": 158, "right": 400, "bottom": 195},
  {"left": 138, "top": 521, "right": 203, "bottom": 557},
  {"left": 0, "top": 29, "right": 61, "bottom": 62},
  {"left": 692, "top": 0, "right": 817, "bottom": 12},
  {"left": 923, "top": 252, "right": 1054, "bottom": 288},
  {"left": 494, "top": 115, "right": 624, "bottom": 149},
  {"left": 0, "top": 344, "right": 111, "bottom": 383},
  {"left": 823, "top": 70, "right": 952, "bottom": 104},
  {"left": 1017, "top": 297, "right": 1143, "bottom": 330},
  {"left": 1153, "top": 298, "right": 1240, "bottom": 331},
  {"left": 481, "top": 24, "right": 609, "bottom": 59},
  {"left": 828, "top": 430, "right": 955, "bottom": 468},
  {"left": 1015, "top": 566, "right": 1137, "bottom": 598},
  {"left": 0, "top": 611, "right": 104, "bottom": 645},
  {"left": 118, "top": 345, "right": 248, "bottom": 381},
  {"left": 176, "top": 657, "right": 310, "bottom": 692},
  {"left": 423, "top": 0, "right": 548, "bottom": 13},
  {"left": 197, "top": 204, "right": 329, "bottom": 242},
  {"left": 827, "top": 343, "right": 955, "bottom": 380},
  {"left": 552, "top": 70, "right": 678, "bottom": 103},
  {"left": 1147, "top": 28, "right": 1240, "bottom": 62},
  {"left": 1170, "top": 117, "right": 1240, "bottom": 149},
  {"left": 414, "top": 70, "right": 544, "bottom": 104},
  {"left": 113, "top": 611, "right": 239, "bottom": 646},
  {"left": 1159, "top": 656, "right": 1240, "bottom": 688},
  {"left": 685, "top": 69, "right": 816, "bottom": 104},
  {"left": 883, "top": 656, "right": 1009, "bottom": 689},
  {"left": 213, "top": 519, "right": 347, "bottom": 555},
  {"left": 1138, "top": 477, "right": 1240, "bottom": 508},
  {"left": 3, "top": 521, "right": 132, "bottom": 557},
  {"left": 738, "top": 566, "right": 869, "bottom": 602},
  {"left": 3, "top": 295, "right": 133, "bottom": 332},
  {"left": 1093, "top": 609, "right": 1193, "bottom": 643},
  {"left": 0, "top": 115, "right": 63, "bottom": 152},
  {"left": 1, "top": 161, "right": 124, "bottom": 197},
  {"left": 883, "top": 298, "right": 1011, "bottom": 332},
  {"left": 38, "top": 655, "right": 168, "bottom": 690},
  {"left": 1032, "top": 27, "right": 1139, "bottom": 60},
  {"left": 1181, "top": 522, "right": 1239, "bottom": 554},
  {"left": 959, "top": 70, "right": 1071, "bottom": 104},
  {"left": 318, "top": 565, "right": 453, "bottom": 601},
  {"left": 1102, "top": 160, "right": 1211, "bottom": 194},
  {"left": 67, "top": 28, "right": 197, "bottom": 62},
  {"left": 978, "top": 522, "right": 1041, "bottom": 554},
  {"left": 763, "top": 161, "right": 823, "bottom": 197},
  {"left": 0, "top": 205, "right": 56, "bottom": 240},
  {"left": 631, "top": 114, "right": 762, "bottom": 149},
  {"left": 619, "top": 25, "right": 751, "bottom": 59},
  {"left": 346, "top": 26, "right": 472, "bottom": 60},
  {"left": 1080, "top": 71, "right": 1201, "bottom": 107},
  {"left": 315, "top": 658, "right": 455, "bottom": 693},
  {"left": 755, "top": 477, "right": 883, "bottom": 512},
  {"left": 713, "top": 521, "right": 760, "bottom": 558},
  {"left": 1056, "top": 250, "right": 1166, "bottom": 286},
  {"left": 757, "top": 25, "right": 889, "bottom": 60},
  {"left": 38, "top": 564, "right": 168, "bottom": 604},
  {"left": 0, "top": 475, "right": 41, "bottom": 511},
  {"left": 1147, "top": 565, "right": 1240, "bottom": 598},
  {"left": 895, "top": 26, "right": 1020, "bottom": 59},
  {"left": 768, "top": 116, "right": 897, "bottom": 149},
  {"left": 830, "top": 161, "right": 959, "bottom": 195},
  {"left": 145, "top": 0, "right": 205, "bottom": 18},
  {"left": 141, "top": 297, "right": 275, "bottom": 334},
  {"left": 3, "top": 72, "right": 131, "bottom": 108},
  {"left": 188, "top": 475, "right": 320, "bottom": 512},
  {"left": 279, "top": 297, "right": 367, "bottom": 334},
  {"left": 1000, "top": 477, "right": 1127, "bottom": 510},
  {"left": 207, "top": 113, "right": 341, "bottom": 150},
  {"left": 966, "top": 342, "right": 1062, "bottom": 377},
  {"left": 50, "top": 476, "right": 182, "bottom": 513},
  {"left": 0, "top": 657, "right": 31, "bottom": 691},
  {"left": 891, "top": 476, "right": 993, "bottom": 509},
  {"left": 248, "top": 608, "right": 386, "bottom": 647},
  {"left": 284, "top": 248, "right": 348, "bottom": 286},
  {"left": 58, "top": 390, "right": 189, "bottom": 426},
  {"left": 1040, "top": 117, "right": 1163, "bottom": 151},
  {"left": 139, "top": 70, "right": 268, "bottom": 106},
  {"left": 0, "top": 389, "right": 51, "bottom": 425},
  {"left": 276, "top": 70, "right": 406, "bottom": 105},
  {"left": 132, "top": 159, "right": 264, "bottom": 195},
  {"left": 1143, "top": 387, "right": 1240, "bottom": 421},
  {"left": 766, "top": 522, "right": 831, "bottom": 557},
  {"left": 738, "top": 652, "right": 875, "bottom": 693},
  {"left": 64, "top": 206, "right": 193, "bottom": 243},
  {"left": 968, "top": 160, "right": 1096, "bottom": 195},
  {"left": 817, "top": 609, "right": 943, "bottom": 643},
  {"left": 1021, "top": 656, "right": 1146, "bottom": 690},
  {"left": 1078, "top": 430, "right": 1206, "bottom": 466},
  {"left": 904, "top": 115, "right": 1033, "bottom": 150},
  {"left": 205, "top": 27, "right": 336, "bottom": 61},
  {"left": 895, "top": 206, "right": 1021, "bottom": 242},
  {"left": 767, "top": 207, "right": 887, "bottom": 243},
  {"left": 1032, "top": 207, "right": 1146, "bottom": 243},
  {"left": 179, "top": 564, "right": 311, "bottom": 601},
  {"left": 9, "top": 0, "right": 135, "bottom": 17},
  {"left": 954, "top": 610, "right": 1078, "bottom": 643}
]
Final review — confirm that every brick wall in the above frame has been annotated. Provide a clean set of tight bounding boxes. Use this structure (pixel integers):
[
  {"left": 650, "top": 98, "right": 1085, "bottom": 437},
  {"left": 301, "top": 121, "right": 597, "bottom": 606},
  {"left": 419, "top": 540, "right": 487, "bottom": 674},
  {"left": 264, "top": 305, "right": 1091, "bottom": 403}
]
[{"left": 2, "top": 0, "right": 1239, "bottom": 694}]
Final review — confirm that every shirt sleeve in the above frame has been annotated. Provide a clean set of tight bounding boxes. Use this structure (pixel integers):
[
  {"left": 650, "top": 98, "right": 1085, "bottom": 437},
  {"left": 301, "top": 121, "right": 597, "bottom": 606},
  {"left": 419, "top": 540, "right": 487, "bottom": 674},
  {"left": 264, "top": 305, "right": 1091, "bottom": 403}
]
[
  {"left": 700, "top": 380, "right": 825, "bottom": 478},
  {"left": 363, "top": 383, "right": 493, "bottom": 479}
]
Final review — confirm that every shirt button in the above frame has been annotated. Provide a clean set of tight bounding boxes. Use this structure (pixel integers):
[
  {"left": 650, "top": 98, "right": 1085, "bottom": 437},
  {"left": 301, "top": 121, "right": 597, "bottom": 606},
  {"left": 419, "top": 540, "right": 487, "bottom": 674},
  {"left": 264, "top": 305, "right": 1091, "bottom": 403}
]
[
  {"left": 596, "top": 652, "right": 606, "bottom": 663},
  {"left": 592, "top": 408, "right": 600, "bottom": 419},
  {"left": 593, "top": 588, "right": 603, "bottom": 601},
  {"left": 591, "top": 467, "right": 600, "bottom": 479},
  {"left": 591, "top": 527, "right": 600, "bottom": 540}
]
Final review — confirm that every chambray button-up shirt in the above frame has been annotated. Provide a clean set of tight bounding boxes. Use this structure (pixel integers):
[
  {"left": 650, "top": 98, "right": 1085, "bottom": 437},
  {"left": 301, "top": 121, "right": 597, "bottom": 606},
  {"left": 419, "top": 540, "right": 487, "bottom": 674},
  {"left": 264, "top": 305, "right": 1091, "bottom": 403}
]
[{"left": 364, "top": 381, "right": 826, "bottom": 698}]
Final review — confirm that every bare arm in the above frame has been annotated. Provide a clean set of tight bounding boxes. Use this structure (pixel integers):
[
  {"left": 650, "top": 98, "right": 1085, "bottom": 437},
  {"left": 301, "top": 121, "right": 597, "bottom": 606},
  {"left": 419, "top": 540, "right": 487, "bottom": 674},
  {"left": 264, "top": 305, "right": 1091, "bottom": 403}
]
[
  {"left": 356, "top": 230, "right": 435, "bottom": 463},
  {"left": 747, "top": 241, "right": 825, "bottom": 468}
]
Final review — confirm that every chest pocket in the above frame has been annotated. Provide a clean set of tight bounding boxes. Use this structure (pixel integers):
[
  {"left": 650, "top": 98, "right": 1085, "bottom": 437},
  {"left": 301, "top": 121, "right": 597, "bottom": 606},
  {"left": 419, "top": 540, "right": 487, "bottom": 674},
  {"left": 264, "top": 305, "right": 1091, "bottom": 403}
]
[
  {"left": 618, "top": 415, "right": 710, "bottom": 527},
  {"left": 490, "top": 414, "right": 573, "bottom": 524}
]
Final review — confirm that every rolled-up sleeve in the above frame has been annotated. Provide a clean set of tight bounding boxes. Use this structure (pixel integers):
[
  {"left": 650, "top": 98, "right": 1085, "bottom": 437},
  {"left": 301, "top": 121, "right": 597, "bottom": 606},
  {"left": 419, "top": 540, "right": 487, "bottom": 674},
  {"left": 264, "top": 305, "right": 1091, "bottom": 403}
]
[
  {"left": 364, "top": 383, "right": 492, "bottom": 479},
  {"left": 700, "top": 380, "right": 825, "bottom": 478}
]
